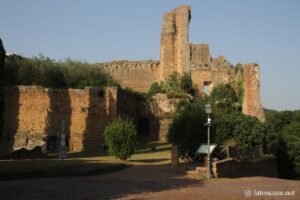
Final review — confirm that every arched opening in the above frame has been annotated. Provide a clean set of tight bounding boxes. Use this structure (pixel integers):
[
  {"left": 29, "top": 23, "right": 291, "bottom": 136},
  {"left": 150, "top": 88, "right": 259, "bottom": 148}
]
[{"left": 137, "top": 118, "right": 150, "bottom": 136}]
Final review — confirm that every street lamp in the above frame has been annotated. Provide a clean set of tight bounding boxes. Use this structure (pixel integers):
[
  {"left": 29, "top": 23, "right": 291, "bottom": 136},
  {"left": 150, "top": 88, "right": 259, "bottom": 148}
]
[{"left": 205, "top": 104, "right": 212, "bottom": 178}]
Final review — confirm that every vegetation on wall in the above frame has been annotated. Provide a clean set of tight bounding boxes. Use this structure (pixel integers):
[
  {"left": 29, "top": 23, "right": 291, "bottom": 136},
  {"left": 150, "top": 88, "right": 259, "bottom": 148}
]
[
  {"left": 145, "top": 72, "right": 195, "bottom": 98},
  {"left": 237, "top": 80, "right": 244, "bottom": 105}
]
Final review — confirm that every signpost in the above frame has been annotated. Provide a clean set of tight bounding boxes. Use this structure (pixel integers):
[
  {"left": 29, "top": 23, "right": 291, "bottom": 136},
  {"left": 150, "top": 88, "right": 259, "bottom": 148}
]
[{"left": 59, "top": 121, "right": 67, "bottom": 167}]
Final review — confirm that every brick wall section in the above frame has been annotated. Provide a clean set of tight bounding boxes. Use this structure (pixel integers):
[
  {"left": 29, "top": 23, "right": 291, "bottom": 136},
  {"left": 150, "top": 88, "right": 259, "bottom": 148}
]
[
  {"left": 160, "top": 6, "right": 191, "bottom": 81},
  {"left": 190, "top": 67, "right": 232, "bottom": 96},
  {"left": 190, "top": 44, "right": 211, "bottom": 67},
  {"left": 100, "top": 61, "right": 160, "bottom": 92},
  {"left": 242, "top": 64, "right": 265, "bottom": 122},
  {"left": 2, "top": 86, "right": 118, "bottom": 152}
]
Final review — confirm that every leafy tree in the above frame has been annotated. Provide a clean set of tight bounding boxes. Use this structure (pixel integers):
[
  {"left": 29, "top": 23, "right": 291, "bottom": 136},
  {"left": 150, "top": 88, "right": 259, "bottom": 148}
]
[
  {"left": 167, "top": 99, "right": 208, "bottom": 158},
  {"left": 280, "top": 122, "right": 300, "bottom": 177},
  {"left": 210, "top": 83, "right": 239, "bottom": 111},
  {"left": 104, "top": 117, "right": 137, "bottom": 160},
  {"left": 0, "top": 38, "right": 6, "bottom": 138},
  {"left": 168, "top": 84, "right": 267, "bottom": 161}
]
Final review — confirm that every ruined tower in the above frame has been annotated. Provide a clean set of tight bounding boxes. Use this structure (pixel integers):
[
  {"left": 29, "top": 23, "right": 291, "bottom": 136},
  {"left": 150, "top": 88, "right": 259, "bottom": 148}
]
[{"left": 160, "top": 5, "right": 191, "bottom": 81}]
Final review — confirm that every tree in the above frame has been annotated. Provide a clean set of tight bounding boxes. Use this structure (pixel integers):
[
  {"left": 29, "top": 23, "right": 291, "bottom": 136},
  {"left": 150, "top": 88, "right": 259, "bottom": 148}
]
[
  {"left": 210, "top": 83, "right": 239, "bottom": 111},
  {"left": 167, "top": 99, "right": 208, "bottom": 158},
  {"left": 0, "top": 38, "right": 6, "bottom": 138},
  {"left": 104, "top": 117, "right": 137, "bottom": 160},
  {"left": 281, "top": 122, "right": 300, "bottom": 176}
]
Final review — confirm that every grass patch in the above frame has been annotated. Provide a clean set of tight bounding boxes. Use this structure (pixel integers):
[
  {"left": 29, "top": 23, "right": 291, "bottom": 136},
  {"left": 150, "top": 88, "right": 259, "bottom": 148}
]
[{"left": 0, "top": 142, "right": 173, "bottom": 180}]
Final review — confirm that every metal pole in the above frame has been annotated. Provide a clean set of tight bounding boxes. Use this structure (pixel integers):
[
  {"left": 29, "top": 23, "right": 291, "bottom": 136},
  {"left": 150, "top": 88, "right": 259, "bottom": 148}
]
[{"left": 206, "top": 114, "right": 211, "bottom": 178}]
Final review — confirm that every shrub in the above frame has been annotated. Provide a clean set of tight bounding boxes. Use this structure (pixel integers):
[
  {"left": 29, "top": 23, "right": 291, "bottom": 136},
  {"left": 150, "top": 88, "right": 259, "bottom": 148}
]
[
  {"left": 146, "top": 72, "right": 195, "bottom": 99},
  {"left": 180, "top": 72, "right": 196, "bottom": 95},
  {"left": 104, "top": 117, "right": 137, "bottom": 160},
  {"left": 210, "top": 83, "right": 238, "bottom": 110},
  {"left": 213, "top": 111, "right": 266, "bottom": 159}
]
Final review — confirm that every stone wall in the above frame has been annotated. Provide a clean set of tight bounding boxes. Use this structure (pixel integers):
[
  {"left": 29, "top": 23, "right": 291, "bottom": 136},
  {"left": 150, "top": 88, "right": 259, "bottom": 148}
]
[
  {"left": 100, "top": 61, "right": 160, "bottom": 92},
  {"left": 98, "top": 5, "right": 265, "bottom": 123},
  {"left": 190, "top": 44, "right": 211, "bottom": 67},
  {"left": 160, "top": 5, "right": 191, "bottom": 81},
  {"left": 2, "top": 86, "right": 118, "bottom": 153},
  {"left": 190, "top": 67, "right": 232, "bottom": 96},
  {"left": 213, "top": 157, "right": 278, "bottom": 178},
  {"left": 242, "top": 64, "right": 266, "bottom": 122}
]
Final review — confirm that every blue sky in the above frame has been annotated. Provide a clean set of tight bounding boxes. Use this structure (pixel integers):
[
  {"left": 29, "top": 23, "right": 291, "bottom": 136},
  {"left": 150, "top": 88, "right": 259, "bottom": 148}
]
[{"left": 1, "top": 0, "right": 300, "bottom": 111}]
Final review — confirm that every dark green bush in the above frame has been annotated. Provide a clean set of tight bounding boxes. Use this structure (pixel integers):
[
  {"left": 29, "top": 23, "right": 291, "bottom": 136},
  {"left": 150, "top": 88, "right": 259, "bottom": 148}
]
[
  {"left": 104, "top": 117, "right": 137, "bottom": 160},
  {"left": 210, "top": 83, "right": 238, "bottom": 110},
  {"left": 281, "top": 122, "right": 300, "bottom": 176},
  {"left": 4, "top": 55, "right": 119, "bottom": 89},
  {"left": 167, "top": 99, "right": 208, "bottom": 158}
]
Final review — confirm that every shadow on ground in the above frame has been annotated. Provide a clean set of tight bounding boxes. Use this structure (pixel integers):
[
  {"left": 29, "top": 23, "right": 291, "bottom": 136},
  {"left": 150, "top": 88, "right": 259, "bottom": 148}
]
[
  {"left": 0, "top": 164, "right": 202, "bottom": 200},
  {"left": 0, "top": 158, "right": 128, "bottom": 181}
]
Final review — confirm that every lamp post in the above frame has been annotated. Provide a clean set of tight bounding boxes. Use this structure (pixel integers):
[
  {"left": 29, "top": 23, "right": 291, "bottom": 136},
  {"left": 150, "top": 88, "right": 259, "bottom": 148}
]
[{"left": 205, "top": 104, "right": 212, "bottom": 178}]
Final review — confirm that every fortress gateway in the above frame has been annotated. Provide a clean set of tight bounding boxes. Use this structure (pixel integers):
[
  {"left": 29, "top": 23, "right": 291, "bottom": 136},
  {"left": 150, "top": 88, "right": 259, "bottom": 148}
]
[{"left": 1, "top": 6, "right": 265, "bottom": 153}]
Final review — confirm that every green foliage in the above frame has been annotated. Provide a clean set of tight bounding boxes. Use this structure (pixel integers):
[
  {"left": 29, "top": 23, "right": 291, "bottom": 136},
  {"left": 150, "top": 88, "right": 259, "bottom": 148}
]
[
  {"left": 4, "top": 55, "right": 119, "bottom": 89},
  {"left": 237, "top": 80, "right": 244, "bottom": 105},
  {"left": 167, "top": 99, "right": 207, "bottom": 158},
  {"left": 145, "top": 72, "right": 195, "bottom": 98},
  {"left": 281, "top": 122, "right": 300, "bottom": 175},
  {"left": 104, "top": 117, "right": 137, "bottom": 160},
  {"left": 264, "top": 110, "right": 300, "bottom": 178},
  {"left": 145, "top": 82, "right": 163, "bottom": 98},
  {"left": 210, "top": 84, "right": 238, "bottom": 108},
  {"left": 168, "top": 88, "right": 267, "bottom": 161},
  {"left": 214, "top": 111, "right": 266, "bottom": 160},
  {"left": 122, "top": 87, "right": 146, "bottom": 101},
  {"left": 179, "top": 72, "right": 196, "bottom": 95},
  {"left": 0, "top": 39, "right": 5, "bottom": 86}
]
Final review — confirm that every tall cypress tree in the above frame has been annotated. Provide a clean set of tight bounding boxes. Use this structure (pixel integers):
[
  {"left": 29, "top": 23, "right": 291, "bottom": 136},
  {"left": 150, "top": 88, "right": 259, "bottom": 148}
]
[{"left": 0, "top": 38, "right": 6, "bottom": 138}]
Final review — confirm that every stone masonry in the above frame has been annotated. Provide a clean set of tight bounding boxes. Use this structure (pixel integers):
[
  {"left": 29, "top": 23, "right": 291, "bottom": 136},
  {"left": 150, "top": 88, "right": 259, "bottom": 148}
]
[
  {"left": 1, "top": 5, "right": 265, "bottom": 153},
  {"left": 100, "top": 5, "right": 265, "bottom": 122},
  {"left": 2, "top": 86, "right": 118, "bottom": 152}
]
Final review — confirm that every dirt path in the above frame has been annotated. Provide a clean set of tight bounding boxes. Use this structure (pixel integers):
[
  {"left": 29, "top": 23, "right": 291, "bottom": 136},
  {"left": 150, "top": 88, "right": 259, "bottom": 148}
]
[{"left": 0, "top": 164, "right": 299, "bottom": 200}]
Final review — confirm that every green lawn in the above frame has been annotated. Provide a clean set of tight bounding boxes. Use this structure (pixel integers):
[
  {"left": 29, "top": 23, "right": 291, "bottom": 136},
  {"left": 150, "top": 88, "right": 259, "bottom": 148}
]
[{"left": 0, "top": 142, "right": 172, "bottom": 180}]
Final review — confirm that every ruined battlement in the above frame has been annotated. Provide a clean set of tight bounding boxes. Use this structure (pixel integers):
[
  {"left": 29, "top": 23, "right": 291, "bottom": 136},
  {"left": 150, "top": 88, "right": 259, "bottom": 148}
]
[
  {"left": 190, "top": 44, "right": 211, "bottom": 67},
  {"left": 99, "top": 61, "right": 160, "bottom": 92}
]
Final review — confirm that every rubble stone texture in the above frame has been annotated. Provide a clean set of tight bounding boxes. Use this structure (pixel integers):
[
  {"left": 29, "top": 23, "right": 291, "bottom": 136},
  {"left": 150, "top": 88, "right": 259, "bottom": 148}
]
[{"left": 2, "top": 86, "right": 118, "bottom": 152}]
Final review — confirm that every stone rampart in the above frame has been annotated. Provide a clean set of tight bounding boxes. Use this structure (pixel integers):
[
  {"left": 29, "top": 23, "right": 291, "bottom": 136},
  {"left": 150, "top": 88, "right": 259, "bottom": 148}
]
[
  {"left": 100, "top": 61, "right": 160, "bottom": 92},
  {"left": 2, "top": 86, "right": 118, "bottom": 152}
]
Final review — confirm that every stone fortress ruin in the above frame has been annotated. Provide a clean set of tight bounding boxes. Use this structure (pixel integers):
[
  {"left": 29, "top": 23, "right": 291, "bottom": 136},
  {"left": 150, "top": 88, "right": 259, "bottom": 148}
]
[
  {"left": 1, "top": 6, "right": 265, "bottom": 153},
  {"left": 100, "top": 5, "right": 265, "bottom": 122}
]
